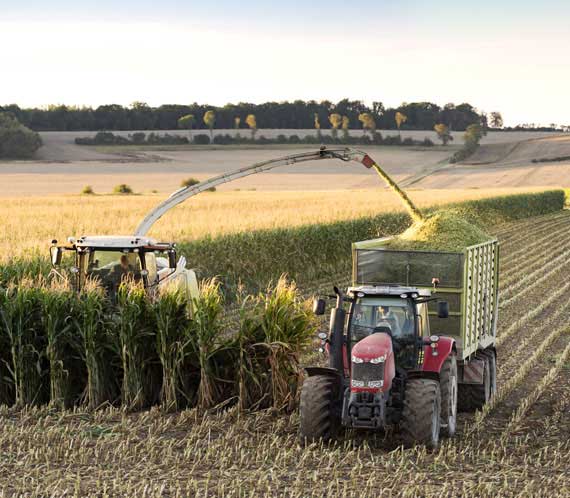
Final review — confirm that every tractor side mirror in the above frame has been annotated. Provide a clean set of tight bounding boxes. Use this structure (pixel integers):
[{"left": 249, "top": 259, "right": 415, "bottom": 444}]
[
  {"left": 168, "top": 250, "right": 177, "bottom": 269},
  {"left": 50, "top": 246, "right": 63, "bottom": 266},
  {"left": 313, "top": 298, "right": 326, "bottom": 315},
  {"left": 437, "top": 301, "right": 449, "bottom": 319}
]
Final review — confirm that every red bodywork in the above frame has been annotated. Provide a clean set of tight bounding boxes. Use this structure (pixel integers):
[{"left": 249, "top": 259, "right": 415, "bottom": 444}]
[
  {"left": 350, "top": 333, "right": 395, "bottom": 393},
  {"left": 421, "top": 336, "right": 455, "bottom": 373}
]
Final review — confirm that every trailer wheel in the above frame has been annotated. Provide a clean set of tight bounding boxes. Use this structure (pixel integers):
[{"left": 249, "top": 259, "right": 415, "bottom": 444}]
[
  {"left": 298, "top": 375, "right": 340, "bottom": 443},
  {"left": 440, "top": 352, "right": 458, "bottom": 437},
  {"left": 459, "top": 355, "right": 491, "bottom": 412},
  {"left": 401, "top": 378, "right": 441, "bottom": 449},
  {"left": 481, "top": 350, "right": 497, "bottom": 399}
]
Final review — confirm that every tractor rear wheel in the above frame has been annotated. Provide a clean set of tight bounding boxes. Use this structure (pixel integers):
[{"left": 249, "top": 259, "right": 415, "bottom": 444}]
[
  {"left": 401, "top": 378, "right": 441, "bottom": 449},
  {"left": 440, "top": 352, "right": 458, "bottom": 437},
  {"left": 298, "top": 375, "right": 340, "bottom": 442}
]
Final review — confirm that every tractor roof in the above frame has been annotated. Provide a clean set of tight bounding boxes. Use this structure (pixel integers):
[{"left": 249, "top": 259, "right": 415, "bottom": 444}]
[
  {"left": 348, "top": 285, "right": 431, "bottom": 298},
  {"left": 71, "top": 235, "right": 172, "bottom": 250}
]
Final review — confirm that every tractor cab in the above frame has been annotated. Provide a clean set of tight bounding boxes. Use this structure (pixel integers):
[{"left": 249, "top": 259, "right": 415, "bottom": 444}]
[
  {"left": 347, "top": 286, "right": 433, "bottom": 371},
  {"left": 50, "top": 236, "right": 198, "bottom": 305}
]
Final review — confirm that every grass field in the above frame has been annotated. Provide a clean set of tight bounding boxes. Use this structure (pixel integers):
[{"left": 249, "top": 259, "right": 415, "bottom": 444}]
[
  {"left": 1, "top": 210, "right": 570, "bottom": 496},
  {"left": 1, "top": 187, "right": 548, "bottom": 258}
]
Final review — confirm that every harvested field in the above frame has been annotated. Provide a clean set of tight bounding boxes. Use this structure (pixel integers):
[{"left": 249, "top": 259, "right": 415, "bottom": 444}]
[
  {"left": 417, "top": 134, "right": 570, "bottom": 189},
  {"left": 1, "top": 210, "right": 570, "bottom": 496},
  {"left": 1, "top": 130, "right": 569, "bottom": 196}
]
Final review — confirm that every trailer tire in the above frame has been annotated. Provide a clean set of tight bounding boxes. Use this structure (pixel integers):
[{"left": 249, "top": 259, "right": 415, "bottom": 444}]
[
  {"left": 401, "top": 378, "right": 441, "bottom": 449},
  {"left": 440, "top": 352, "right": 458, "bottom": 437},
  {"left": 459, "top": 355, "right": 491, "bottom": 412},
  {"left": 298, "top": 375, "right": 340, "bottom": 443},
  {"left": 481, "top": 350, "right": 497, "bottom": 399}
]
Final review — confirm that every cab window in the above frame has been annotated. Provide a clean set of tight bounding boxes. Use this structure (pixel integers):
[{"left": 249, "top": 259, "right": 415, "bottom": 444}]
[
  {"left": 350, "top": 297, "right": 415, "bottom": 342},
  {"left": 84, "top": 250, "right": 142, "bottom": 295}
]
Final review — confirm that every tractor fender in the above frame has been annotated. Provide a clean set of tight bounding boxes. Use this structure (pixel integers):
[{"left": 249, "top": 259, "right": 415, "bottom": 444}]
[
  {"left": 422, "top": 337, "right": 455, "bottom": 374},
  {"left": 324, "top": 342, "right": 350, "bottom": 377},
  {"left": 304, "top": 367, "right": 342, "bottom": 380}
]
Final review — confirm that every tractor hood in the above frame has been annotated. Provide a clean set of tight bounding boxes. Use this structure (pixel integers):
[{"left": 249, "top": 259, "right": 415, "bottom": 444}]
[
  {"left": 351, "top": 333, "right": 396, "bottom": 393},
  {"left": 351, "top": 332, "right": 393, "bottom": 361}
]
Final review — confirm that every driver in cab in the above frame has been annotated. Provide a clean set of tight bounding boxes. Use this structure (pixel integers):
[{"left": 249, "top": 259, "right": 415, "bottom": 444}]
[
  {"left": 376, "top": 306, "right": 402, "bottom": 337},
  {"left": 111, "top": 254, "right": 139, "bottom": 285}
]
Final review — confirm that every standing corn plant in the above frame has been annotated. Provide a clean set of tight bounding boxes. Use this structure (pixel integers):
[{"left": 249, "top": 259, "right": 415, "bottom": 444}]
[
  {"left": 75, "top": 281, "right": 110, "bottom": 409},
  {"left": 238, "top": 276, "right": 317, "bottom": 411},
  {"left": 116, "top": 280, "right": 156, "bottom": 411},
  {"left": 154, "top": 285, "right": 190, "bottom": 411},
  {"left": 187, "top": 278, "right": 225, "bottom": 411},
  {"left": 258, "top": 277, "right": 317, "bottom": 410},
  {"left": 0, "top": 287, "right": 15, "bottom": 406},
  {"left": 41, "top": 280, "right": 78, "bottom": 409},
  {"left": 0, "top": 281, "right": 48, "bottom": 407},
  {"left": 236, "top": 294, "right": 266, "bottom": 411}
]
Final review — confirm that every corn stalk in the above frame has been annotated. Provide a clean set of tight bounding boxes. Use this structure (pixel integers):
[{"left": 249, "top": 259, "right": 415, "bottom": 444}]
[
  {"left": 154, "top": 285, "right": 190, "bottom": 411},
  {"left": 75, "top": 282, "right": 109, "bottom": 409}
]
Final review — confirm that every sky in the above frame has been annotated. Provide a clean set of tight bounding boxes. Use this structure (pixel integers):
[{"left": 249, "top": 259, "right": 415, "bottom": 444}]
[{"left": 1, "top": 0, "right": 569, "bottom": 126}]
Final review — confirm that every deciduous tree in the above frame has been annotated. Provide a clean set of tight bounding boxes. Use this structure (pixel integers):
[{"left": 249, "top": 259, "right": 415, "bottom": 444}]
[
  {"left": 246, "top": 114, "right": 257, "bottom": 139},
  {"left": 358, "top": 113, "right": 376, "bottom": 135},
  {"left": 434, "top": 123, "right": 453, "bottom": 145},
  {"left": 395, "top": 111, "right": 407, "bottom": 136},
  {"left": 203, "top": 110, "right": 215, "bottom": 140},
  {"left": 329, "top": 113, "right": 342, "bottom": 139},
  {"left": 490, "top": 112, "right": 504, "bottom": 129}
]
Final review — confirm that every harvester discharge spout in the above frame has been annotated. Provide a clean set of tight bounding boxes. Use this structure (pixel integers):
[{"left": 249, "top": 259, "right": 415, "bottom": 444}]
[{"left": 134, "top": 147, "right": 424, "bottom": 236}]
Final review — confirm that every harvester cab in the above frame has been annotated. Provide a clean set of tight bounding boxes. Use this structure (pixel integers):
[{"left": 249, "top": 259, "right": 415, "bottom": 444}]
[
  {"left": 50, "top": 235, "right": 199, "bottom": 307},
  {"left": 302, "top": 285, "right": 456, "bottom": 448}
]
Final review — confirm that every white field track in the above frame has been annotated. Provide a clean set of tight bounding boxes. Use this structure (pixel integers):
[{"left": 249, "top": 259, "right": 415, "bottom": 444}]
[
  {"left": 1, "top": 211, "right": 570, "bottom": 496},
  {"left": 0, "top": 130, "right": 569, "bottom": 196}
]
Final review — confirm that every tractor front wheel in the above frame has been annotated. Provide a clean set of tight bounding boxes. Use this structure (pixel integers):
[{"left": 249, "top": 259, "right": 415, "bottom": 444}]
[
  {"left": 298, "top": 375, "right": 340, "bottom": 443},
  {"left": 401, "top": 378, "right": 441, "bottom": 449}
]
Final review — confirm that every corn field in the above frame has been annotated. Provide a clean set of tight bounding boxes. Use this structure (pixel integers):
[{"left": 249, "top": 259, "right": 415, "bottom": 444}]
[
  {"left": 1, "top": 198, "right": 570, "bottom": 496},
  {"left": 0, "top": 276, "right": 316, "bottom": 414}
]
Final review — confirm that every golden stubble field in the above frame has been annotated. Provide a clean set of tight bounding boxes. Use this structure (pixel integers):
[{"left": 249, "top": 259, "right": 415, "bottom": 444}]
[{"left": 2, "top": 187, "right": 548, "bottom": 257}]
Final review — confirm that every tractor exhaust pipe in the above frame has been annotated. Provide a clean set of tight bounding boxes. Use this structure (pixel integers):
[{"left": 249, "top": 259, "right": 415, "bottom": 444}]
[{"left": 329, "top": 286, "right": 345, "bottom": 373}]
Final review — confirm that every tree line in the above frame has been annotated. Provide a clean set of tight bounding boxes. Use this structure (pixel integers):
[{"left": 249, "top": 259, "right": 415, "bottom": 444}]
[{"left": 0, "top": 100, "right": 488, "bottom": 132}]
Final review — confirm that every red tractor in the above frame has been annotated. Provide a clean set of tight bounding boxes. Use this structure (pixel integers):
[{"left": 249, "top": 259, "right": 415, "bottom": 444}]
[
  {"left": 299, "top": 285, "right": 456, "bottom": 448},
  {"left": 299, "top": 236, "right": 499, "bottom": 447}
]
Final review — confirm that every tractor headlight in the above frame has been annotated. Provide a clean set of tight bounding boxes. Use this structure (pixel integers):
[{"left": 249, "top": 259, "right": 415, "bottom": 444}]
[
  {"left": 351, "top": 380, "right": 365, "bottom": 387},
  {"left": 351, "top": 355, "right": 364, "bottom": 364},
  {"left": 370, "top": 355, "right": 386, "bottom": 364},
  {"left": 368, "top": 380, "right": 384, "bottom": 388}
]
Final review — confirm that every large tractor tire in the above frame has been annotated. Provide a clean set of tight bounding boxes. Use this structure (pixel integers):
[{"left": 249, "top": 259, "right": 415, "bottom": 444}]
[
  {"left": 480, "top": 349, "right": 497, "bottom": 399},
  {"left": 440, "top": 352, "right": 458, "bottom": 437},
  {"left": 458, "top": 354, "right": 491, "bottom": 412},
  {"left": 401, "top": 378, "right": 441, "bottom": 449},
  {"left": 298, "top": 375, "right": 340, "bottom": 443}
]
